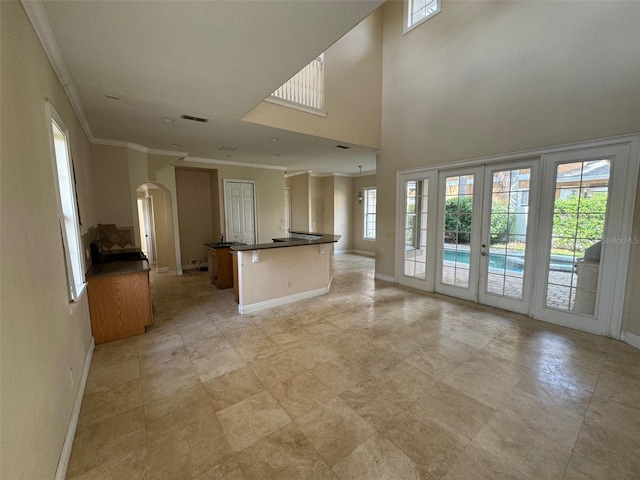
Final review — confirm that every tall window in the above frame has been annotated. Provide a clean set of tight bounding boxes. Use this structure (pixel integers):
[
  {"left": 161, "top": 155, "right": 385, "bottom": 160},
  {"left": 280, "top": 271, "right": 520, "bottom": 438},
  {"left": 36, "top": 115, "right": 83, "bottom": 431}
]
[
  {"left": 404, "top": 0, "right": 441, "bottom": 34},
  {"left": 364, "top": 187, "right": 377, "bottom": 240},
  {"left": 48, "top": 105, "right": 85, "bottom": 301}
]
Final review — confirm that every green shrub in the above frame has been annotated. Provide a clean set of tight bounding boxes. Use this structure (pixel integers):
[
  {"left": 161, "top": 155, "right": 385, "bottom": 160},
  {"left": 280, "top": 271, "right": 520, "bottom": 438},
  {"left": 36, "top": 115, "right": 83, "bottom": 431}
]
[
  {"left": 444, "top": 197, "right": 516, "bottom": 244},
  {"left": 552, "top": 194, "right": 607, "bottom": 252}
]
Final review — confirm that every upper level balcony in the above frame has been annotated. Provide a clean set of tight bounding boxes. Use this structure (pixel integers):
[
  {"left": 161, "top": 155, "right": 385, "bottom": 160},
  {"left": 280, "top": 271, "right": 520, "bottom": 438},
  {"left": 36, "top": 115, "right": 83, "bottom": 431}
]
[{"left": 267, "top": 53, "right": 325, "bottom": 116}]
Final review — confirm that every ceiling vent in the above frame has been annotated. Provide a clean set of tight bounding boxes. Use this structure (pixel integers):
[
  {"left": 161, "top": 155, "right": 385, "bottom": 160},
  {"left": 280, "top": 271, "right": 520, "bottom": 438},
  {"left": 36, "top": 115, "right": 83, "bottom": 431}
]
[
  {"left": 219, "top": 146, "right": 237, "bottom": 152},
  {"left": 336, "top": 145, "right": 351, "bottom": 149},
  {"left": 181, "top": 114, "right": 209, "bottom": 123}
]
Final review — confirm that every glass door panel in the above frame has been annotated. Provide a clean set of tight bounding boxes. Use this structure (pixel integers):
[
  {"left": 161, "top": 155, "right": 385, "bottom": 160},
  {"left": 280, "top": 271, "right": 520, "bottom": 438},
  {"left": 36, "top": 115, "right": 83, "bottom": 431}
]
[
  {"left": 403, "top": 179, "right": 429, "bottom": 280},
  {"left": 478, "top": 164, "right": 536, "bottom": 314},
  {"left": 436, "top": 169, "right": 482, "bottom": 301},
  {"left": 545, "top": 159, "right": 610, "bottom": 315}
]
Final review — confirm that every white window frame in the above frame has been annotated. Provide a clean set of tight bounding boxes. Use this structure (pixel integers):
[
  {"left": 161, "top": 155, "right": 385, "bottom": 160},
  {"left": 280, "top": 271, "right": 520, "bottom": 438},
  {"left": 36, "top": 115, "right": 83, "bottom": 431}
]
[
  {"left": 404, "top": 0, "right": 441, "bottom": 35},
  {"left": 46, "top": 103, "right": 86, "bottom": 302},
  {"left": 363, "top": 187, "right": 377, "bottom": 240}
]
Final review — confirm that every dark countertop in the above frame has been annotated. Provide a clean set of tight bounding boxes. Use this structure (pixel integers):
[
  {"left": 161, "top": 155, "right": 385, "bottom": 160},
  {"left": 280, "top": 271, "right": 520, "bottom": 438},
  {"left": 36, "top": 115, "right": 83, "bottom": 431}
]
[
  {"left": 231, "top": 231, "right": 341, "bottom": 252},
  {"left": 204, "top": 242, "right": 244, "bottom": 249},
  {"left": 86, "top": 259, "right": 150, "bottom": 279}
]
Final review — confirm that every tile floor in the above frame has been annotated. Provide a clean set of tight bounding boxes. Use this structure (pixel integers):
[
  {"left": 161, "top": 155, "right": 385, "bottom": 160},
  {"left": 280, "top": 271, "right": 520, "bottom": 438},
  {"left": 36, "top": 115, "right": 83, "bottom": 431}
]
[{"left": 67, "top": 254, "right": 640, "bottom": 479}]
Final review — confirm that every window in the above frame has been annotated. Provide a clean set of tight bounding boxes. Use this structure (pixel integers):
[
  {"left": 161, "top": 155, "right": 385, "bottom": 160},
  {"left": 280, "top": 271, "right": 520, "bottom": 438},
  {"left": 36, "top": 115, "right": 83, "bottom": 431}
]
[
  {"left": 269, "top": 53, "right": 325, "bottom": 114},
  {"left": 47, "top": 104, "right": 85, "bottom": 302},
  {"left": 404, "top": 0, "right": 441, "bottom": 34},
  {"left": 363, "top": 187, "right": 377, "bottom": 240}
]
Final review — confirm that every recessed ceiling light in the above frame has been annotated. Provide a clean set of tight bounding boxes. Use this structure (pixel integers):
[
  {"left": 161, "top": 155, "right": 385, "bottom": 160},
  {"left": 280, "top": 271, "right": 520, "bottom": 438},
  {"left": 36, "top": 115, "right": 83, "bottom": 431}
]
[
  {"left": 269, "top": 137, "right": 279, "bottom": 142},
  {"left": 171, "top": 143, "right": 181, "bottom": 148},
  {"left": 105, "top": 94, "right": 120, "bottom": 100},
  {"left": 223, "top": 154, "right": 231, "bottom": 158},
  {"left": 162, "top": 117, "right": 175, "bottom": 123}
]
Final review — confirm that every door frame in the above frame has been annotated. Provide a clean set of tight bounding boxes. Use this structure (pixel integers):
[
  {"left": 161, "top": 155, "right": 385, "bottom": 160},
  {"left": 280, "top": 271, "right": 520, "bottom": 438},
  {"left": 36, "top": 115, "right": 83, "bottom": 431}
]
[
  {"left": 223, "top": 178, "right": 258, "bottom": 244},
  {"left": 394, "top": 134, "right": 639, "bottom": 340}
]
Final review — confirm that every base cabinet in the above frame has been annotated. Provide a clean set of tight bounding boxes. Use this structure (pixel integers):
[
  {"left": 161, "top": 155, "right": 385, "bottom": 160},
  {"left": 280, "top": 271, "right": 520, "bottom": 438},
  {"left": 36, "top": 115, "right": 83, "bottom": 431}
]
[
  {"left": 87, "top": 270, "right": 153, "bottom": 344},
  {"left": 207, "top": 246, "right": 234, "bottom": 289}
]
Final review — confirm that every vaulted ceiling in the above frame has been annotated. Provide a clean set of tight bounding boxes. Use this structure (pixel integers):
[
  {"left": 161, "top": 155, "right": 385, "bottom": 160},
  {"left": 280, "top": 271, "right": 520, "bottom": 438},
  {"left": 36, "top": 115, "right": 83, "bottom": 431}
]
[{"left": 28, "top": 0, "right": 384, "bottom": 174}]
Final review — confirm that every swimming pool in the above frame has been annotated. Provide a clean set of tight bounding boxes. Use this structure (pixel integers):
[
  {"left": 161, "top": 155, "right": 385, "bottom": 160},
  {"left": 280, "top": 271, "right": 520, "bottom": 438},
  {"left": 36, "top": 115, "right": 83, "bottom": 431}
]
[{"left": 442, "top": 248, "right": 577, "bottom": 273}]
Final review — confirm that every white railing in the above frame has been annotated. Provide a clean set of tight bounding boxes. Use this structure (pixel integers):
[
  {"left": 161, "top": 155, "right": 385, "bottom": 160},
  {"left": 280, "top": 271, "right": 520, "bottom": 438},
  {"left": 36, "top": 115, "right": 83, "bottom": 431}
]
[{"left": 270, "top": 53, "right": 324, "bottom": 112}]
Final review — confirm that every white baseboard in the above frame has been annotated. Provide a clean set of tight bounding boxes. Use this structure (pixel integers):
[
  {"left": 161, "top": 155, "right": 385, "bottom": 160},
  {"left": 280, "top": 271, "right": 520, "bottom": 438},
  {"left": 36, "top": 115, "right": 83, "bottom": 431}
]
[
  {"left": 374, "top": 272, "right": 395, "bottom": 283},
  {"left": 55, "top": 337, "right": 95, "bottom": 480},
  {"left": 156, "top": 266, "right": 169, "bottom": 273},
  {"left": 353, "top": 249, "right": 375, "bottom": 257},
  {"left": 334, "top": 249, "right": 353, "bottom": 255},
  {"left": 239, "top": 286, "right": 330, "bottom": 314},
  {"left": 622, "top": 331, "right": 640, "bottom": 350}
]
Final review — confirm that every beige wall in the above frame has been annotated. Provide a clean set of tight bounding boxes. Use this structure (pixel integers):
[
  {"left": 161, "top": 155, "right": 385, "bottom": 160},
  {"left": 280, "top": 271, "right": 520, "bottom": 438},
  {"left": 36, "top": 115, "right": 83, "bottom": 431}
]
[
  {"left": 352, "top": 174, "right": 376, "bottom": 254},
  {"left": 238, "top": 244, "right": 333, "bottom": 308},
  {"left": 148, "top": 188, "right": 170, "bottom": 270},
  {"left": 92, "top": 145, "right": 183, "bottom": 272},
  {"left": 377, "top": 0, "right": 640, "bottom": 335},
  {"left": 242, "top": 9, "right": 383, "bottom": 149},
  {"left": 176, "top": 169, "right": 214, "bottom": 266},
  {"left": 0, "top": 2, "right": 97, "bottom": 478},
  {"left": 92, "top": 144, "right": 132, "bottom": 229},
  {"left": 334, "top": 176, "right": 354, "bottom": 252},
  {"left": 310, "top": 175, "right": 334, "bottom": 234},
  {"left": 285, "top": 173, "right": 310, "bottom": 232},
  {"left": 180, "top": 161, "right": 286, "bottom": 243}
]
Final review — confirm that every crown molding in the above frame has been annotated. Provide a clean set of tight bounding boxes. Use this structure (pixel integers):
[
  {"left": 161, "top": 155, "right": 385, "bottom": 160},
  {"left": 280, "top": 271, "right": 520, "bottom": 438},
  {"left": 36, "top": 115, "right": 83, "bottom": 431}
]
[
  {"left": 284, "top": 170, "right": 311, "bottom": 178},
  {"left": 21, "top": 0, "right": 95, "bottom": 142},
  {"left": 185, "top": 157, "right": 288, "bottom": 171},
  {"left": 91, "top": 138, "right": 188, "bottom": 157}
]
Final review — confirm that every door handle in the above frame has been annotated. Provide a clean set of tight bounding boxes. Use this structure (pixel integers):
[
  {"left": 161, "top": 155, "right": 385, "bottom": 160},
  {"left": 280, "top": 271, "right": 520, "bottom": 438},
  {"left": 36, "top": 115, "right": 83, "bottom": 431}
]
[{"left": 481, "top": 252, "right": 488, "bottom": 256}]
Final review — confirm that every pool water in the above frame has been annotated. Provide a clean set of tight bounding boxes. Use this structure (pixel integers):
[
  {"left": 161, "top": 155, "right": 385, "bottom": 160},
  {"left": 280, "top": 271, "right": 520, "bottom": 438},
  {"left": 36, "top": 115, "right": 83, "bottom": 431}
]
[{"left": 443, "top": 248, "right": 577, "bottom": 273}]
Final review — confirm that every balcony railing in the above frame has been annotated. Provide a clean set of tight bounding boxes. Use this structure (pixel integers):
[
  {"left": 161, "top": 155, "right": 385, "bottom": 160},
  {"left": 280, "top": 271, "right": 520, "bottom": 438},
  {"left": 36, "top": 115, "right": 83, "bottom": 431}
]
[{"left": 269, "top": 53, "right": 324, "bottom": 114}]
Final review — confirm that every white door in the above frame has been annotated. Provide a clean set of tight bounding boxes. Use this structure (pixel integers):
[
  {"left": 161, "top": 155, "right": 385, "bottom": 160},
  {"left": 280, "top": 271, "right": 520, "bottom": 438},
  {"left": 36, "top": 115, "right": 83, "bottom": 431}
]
[
  {"left": 532, "top": 144, "right": 630, "bottom": 336},
  {"left": 477, "top": 161, "right": 539, "bottom": 314},
  {"left": 435, "top": 168, "right": 483, "bottom": 301},
  {"left": 397, "top": 172, "right": 437, "bottom": 291},
  {"left": 225, "top": 180, "right": 256, "bottom": 245}
]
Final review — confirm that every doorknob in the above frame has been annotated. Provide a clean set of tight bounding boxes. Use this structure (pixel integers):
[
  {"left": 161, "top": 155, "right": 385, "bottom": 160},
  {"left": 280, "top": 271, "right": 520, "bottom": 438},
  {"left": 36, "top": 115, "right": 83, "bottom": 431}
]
[{"left": 481, "top": 252, "right": 488, "bottom": 256}]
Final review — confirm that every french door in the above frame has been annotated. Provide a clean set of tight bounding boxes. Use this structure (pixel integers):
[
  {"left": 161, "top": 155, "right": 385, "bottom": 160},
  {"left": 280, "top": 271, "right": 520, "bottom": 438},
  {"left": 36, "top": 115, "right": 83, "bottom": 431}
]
[{"left": 396, "top": 139, "right": 637, "bottom": 337}]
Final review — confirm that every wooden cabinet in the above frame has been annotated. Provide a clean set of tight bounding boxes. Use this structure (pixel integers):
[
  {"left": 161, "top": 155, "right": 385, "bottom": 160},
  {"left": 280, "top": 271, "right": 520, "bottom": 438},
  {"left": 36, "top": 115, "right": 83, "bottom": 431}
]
[
  {"left": 87, "top": 269, "right": 153, "bottom": 345},
  {"left": 207, "top": 246, "right": 234, "bottom": 289}
]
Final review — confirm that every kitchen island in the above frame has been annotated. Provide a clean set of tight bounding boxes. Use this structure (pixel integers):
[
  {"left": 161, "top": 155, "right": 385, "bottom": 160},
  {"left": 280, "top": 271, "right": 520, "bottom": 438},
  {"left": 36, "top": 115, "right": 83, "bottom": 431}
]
[{"left": 231, "top": 232, "right": 340, "bottom": 314}]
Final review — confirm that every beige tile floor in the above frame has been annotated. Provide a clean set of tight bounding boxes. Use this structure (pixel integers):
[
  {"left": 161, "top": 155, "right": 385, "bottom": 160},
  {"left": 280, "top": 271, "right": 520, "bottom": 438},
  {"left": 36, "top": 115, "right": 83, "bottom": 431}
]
[{"left": 67, "top": 254, "right": 640, "bottom": 480}]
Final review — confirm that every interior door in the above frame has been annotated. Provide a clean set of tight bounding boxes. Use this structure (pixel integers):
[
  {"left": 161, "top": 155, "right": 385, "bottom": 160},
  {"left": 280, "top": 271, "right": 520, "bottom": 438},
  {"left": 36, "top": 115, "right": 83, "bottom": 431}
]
[
  {"left": 477, "top": 162, "right": 538, "bottom": 314},
  {"left": 435, "top": 168, "right": 483, "bottom": 301},
  {"left": 225, "top": 181, "right": 256, "bottom": 245}
]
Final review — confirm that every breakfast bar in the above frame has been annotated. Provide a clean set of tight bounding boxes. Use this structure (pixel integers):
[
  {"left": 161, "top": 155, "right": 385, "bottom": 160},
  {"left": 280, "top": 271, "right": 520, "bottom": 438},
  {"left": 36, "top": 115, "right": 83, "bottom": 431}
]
[{"left": 231, "top": 231, "right": 340, "bottom": 313}]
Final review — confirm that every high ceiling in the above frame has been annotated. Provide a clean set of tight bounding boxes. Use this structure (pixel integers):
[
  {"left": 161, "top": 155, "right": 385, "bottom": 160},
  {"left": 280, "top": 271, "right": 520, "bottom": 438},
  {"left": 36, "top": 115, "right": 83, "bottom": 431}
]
[{"left": 29, "top": 0, "right": 384, "bottom": 175}]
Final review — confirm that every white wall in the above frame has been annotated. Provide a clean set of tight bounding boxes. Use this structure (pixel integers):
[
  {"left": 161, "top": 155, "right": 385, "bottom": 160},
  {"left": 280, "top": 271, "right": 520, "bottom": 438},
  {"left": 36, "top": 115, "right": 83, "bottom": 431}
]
[
  {"left": 376, "top": 1, "right": 640, "bottom": 294},
  {"left": 1, "top": 2, "right": 97, "bottom": 478}
]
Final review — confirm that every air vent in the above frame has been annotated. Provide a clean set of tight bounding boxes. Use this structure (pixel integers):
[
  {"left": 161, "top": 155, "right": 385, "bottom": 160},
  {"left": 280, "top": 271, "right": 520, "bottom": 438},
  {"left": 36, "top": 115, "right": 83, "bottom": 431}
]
[
  {"left": 336, "top": 145, "right": 350, "bottom": 150},
  {"left": 181, "top": 114, "right": 209, "bottom": 123},
  {"left": 219, "top": 146, "right": 237, "bottom": 152}
]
